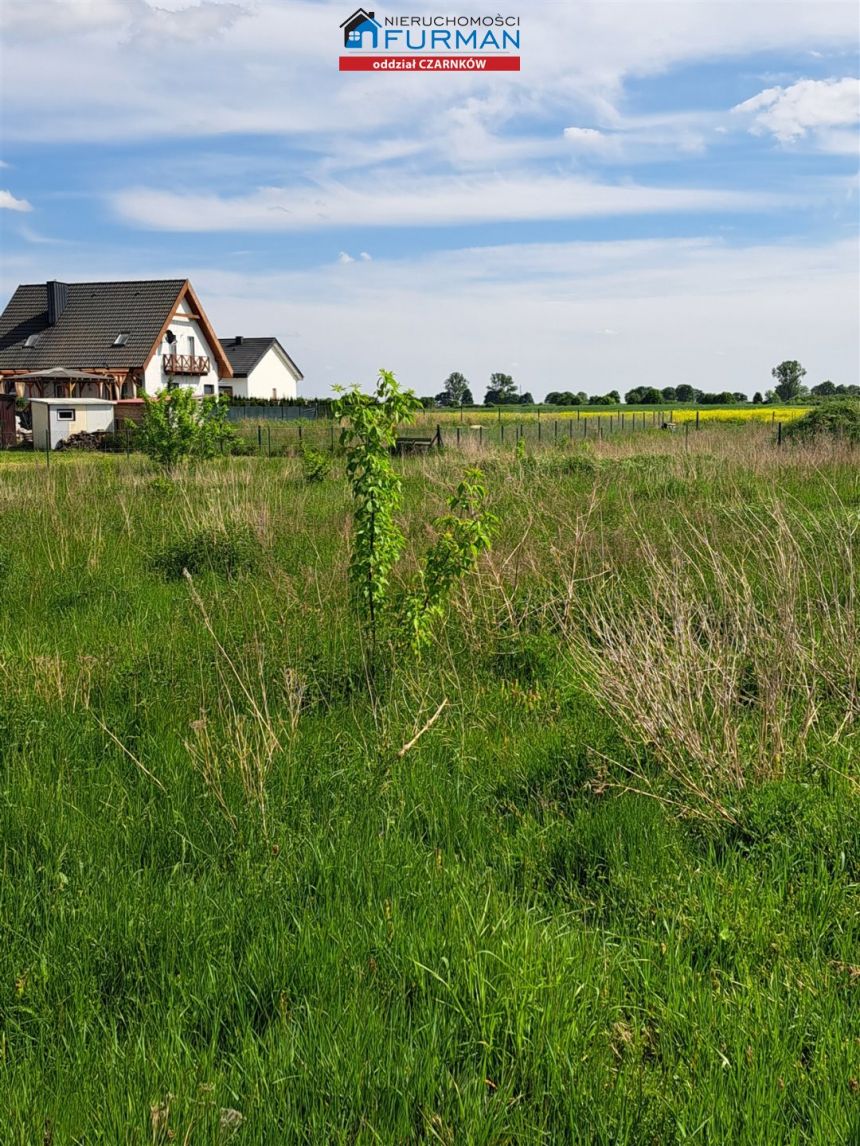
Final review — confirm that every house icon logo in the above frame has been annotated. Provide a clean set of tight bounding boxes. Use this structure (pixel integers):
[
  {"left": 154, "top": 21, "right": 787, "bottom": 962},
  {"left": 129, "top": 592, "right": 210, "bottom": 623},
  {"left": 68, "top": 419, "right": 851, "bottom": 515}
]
[{"left": 341, "top": 8, "right": 381, "bottom": 49}]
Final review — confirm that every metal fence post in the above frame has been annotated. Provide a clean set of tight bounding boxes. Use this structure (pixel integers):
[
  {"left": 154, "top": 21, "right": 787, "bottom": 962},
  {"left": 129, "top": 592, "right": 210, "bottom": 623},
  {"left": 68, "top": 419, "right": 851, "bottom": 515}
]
[
  {"left": 257, "top": 424, "right": 262, "bottom": 452},
  {"left": 695, "top": 410, "right": 700, "bottom": 431},
  {"left": 777, "top": 421, "right": 783, "bottom": 447}
]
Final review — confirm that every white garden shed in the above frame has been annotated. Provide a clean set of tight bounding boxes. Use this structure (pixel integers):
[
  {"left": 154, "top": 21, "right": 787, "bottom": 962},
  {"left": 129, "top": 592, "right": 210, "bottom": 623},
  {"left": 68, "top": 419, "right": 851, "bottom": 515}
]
[{"left": 30, "top": 398, "right": 115, "bottom": 450}]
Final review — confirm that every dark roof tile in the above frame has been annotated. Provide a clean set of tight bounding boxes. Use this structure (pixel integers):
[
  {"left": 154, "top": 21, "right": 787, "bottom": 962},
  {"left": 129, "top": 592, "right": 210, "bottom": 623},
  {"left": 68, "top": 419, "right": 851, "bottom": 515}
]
[
  {"left": 220, "top": 336, "right": 303, "bottom": 380},
  {"left": 0, "top": 279, "right": 186, "bottom": 369}
]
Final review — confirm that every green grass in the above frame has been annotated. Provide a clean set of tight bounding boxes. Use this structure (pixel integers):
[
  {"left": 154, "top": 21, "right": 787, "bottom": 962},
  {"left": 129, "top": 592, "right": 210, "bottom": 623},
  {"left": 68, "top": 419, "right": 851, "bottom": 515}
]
[{"left": 0, "top": 426, "right": 857, "bottom": 1143}]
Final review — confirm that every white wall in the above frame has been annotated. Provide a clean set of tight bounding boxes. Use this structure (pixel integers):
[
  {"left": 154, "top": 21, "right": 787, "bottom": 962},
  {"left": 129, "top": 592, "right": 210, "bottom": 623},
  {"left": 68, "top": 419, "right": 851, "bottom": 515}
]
[
  {"left": 240, "top": 344, "right": 299, "bottom": 401},
  {"left": 32, "top": 402, "right": 115, "bottom": 449},
  {"left": 143, "top": 298, "right": 223, "bottom": 396}
]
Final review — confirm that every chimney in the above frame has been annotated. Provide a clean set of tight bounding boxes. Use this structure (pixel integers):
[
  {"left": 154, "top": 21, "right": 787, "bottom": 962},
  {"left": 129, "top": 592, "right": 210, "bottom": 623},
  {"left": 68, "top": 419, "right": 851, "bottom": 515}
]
[
  {"left": 234, "top": 335, "right": 243, "bottom": 345},
  {"left": 46, "top": 281, "right": 69, "bottom": 326}
]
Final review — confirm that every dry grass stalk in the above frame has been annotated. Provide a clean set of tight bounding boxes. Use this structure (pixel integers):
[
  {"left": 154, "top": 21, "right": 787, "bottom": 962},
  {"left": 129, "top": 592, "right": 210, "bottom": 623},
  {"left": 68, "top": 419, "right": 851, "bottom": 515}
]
[
  {"left": 564, "top": 501, "right": 858, "bottom": 818},
  {"left": 184, "top": 572, "right": 299, "bottom": 838}
]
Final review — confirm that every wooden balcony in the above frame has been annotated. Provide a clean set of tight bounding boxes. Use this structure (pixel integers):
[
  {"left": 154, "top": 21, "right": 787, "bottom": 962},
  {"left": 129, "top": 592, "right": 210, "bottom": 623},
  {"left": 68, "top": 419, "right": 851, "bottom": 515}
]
[{"left": 163, "top": 353, "right": 210, "bottom": 376}]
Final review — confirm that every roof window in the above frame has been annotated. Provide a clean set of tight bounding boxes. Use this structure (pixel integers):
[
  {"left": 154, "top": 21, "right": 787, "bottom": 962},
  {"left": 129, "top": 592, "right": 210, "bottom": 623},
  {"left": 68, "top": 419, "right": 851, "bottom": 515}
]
[
  {"left": 24, "top": 333, "right": 40, "bottom": 348},
  {"left": 113, "top": 332, "right": 129, "bottom": 347}
]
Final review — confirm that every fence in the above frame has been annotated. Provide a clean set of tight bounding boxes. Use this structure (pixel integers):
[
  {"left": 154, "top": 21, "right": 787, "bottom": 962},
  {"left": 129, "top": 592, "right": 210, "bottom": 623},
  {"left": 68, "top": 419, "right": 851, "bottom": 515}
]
[{"left": 226, "top": 405, "right": 319, "bottom": 422}]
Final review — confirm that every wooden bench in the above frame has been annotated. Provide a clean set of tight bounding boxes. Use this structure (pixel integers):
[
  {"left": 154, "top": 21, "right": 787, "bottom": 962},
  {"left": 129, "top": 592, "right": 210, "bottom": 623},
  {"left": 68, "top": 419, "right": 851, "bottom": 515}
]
[{"left": 392, "top": 426, "right": 443, "bottom": 455}]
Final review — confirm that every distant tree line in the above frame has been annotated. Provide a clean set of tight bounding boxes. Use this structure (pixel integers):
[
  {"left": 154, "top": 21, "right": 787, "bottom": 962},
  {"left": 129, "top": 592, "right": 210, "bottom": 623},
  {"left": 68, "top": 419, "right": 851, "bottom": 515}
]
[{"left": 416, "top": 361, "right": 857, "bottom": 410}]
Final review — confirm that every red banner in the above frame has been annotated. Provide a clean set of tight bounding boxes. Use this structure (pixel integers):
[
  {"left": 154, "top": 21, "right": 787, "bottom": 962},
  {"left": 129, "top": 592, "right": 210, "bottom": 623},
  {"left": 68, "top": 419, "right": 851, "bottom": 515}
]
[{"left": 339, "top": 55, "right": 520, "bottom": 72}]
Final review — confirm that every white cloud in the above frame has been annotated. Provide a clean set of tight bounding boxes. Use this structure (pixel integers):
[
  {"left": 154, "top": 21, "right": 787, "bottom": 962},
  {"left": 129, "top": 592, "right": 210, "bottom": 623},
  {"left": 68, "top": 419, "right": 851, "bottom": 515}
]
[
  {"left": 733, "top": 77, "right": 860, "bottom": 143},
  {"left": 0, "top": 190, "right": 32, "bottom": 212},
  {"left": 359, "top": 252, "right": 372, "bottom": 261},
  {"left": 3, "top": 236, "right": 855, "bottom": 398},
  {"left": 113, "top": 174, "right": 775, "bottom": 232},
  {"left": 1, "top": 1, "right": 858, "bottom": 144},
  {"left": 564, "top": 127, "right": 609, "bottom": 149},
  {"left": 194, "top": 236, "right": 859, "bottom": 398},
  {"left": 337, "top": 251, "right": 354, "bottom": 264}
]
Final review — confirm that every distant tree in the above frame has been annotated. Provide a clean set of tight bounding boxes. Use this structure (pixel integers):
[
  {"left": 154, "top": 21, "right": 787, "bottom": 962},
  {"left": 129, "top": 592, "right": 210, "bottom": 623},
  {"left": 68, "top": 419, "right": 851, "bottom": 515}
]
[
  {"left": 661, "top": 386, "right": 677, "bottom": 402},
  {"left": 606, "top": 390, "right": 620, "bottom": 405},
  {"left": 771, "top": 360, "right": 807, "bottom": 401},
  {"left": 575, "top": 391, "right": 589, "bottom": 405},
  {"left": 437, "top": 371, "right": 471, "bottom": 407},
  {"left": 752, "top": 392, "right": 763, "bottom": 404},
  {"left": 811, "top": 380, "right": 836, "bottom": 398},
  {"left": 546, "top": 391, "right": 575, "bottom": 405},
  {"left": 461, "top": 387, "right": 474, "bottom": 406},
  {"left": 624, "top": 387, "right": 645, "bottom": 405},
  {"left": 518, "top": 392, "right": 534, "bottom": 405},
  {"left": 640, "top": 387, "right": 662, "bottom": 405},
  {"left": 675, "top": 384, "right": 696, "bottom": 403},
  {"left": 484, "top": 373, "right": 518, "bottom": 405},
  {"left": 733, "top": 392, "right": 748, "bottom": 403}
]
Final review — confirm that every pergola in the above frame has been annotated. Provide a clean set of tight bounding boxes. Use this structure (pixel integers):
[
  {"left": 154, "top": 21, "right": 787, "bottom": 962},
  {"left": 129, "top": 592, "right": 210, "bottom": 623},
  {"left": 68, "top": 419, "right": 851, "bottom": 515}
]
[{"left": 3, "top": 366, "right": 120, "bottom": 400}]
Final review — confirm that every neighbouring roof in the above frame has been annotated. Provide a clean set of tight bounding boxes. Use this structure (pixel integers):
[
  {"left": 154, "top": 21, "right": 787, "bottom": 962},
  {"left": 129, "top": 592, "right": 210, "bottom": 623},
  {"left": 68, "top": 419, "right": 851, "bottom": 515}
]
[
  {"left": 0, "top": 279, "right": 186, "bottom": 370},
  {"left": 219, "top": 336, "right": 303, "bottom": 381}
]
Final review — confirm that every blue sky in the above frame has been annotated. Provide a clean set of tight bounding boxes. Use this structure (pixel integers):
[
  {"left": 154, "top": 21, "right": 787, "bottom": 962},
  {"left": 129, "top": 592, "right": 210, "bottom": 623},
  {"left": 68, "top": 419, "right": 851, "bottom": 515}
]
[{"left": 0, "top": 0, "right": 857, "bottom": 399}]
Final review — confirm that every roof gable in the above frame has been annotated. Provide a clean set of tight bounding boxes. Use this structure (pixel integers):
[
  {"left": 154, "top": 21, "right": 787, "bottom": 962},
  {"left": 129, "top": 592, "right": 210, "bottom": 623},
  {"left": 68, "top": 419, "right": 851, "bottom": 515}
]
[
  {"left": 220, "top": 336, "right": 303, "bottom": 380},
  {"left": 0, "top": 280, "right": 186, "bottom": 370},
  {"left": 0, "top": 278, "right": 233, "bottom": 377}
]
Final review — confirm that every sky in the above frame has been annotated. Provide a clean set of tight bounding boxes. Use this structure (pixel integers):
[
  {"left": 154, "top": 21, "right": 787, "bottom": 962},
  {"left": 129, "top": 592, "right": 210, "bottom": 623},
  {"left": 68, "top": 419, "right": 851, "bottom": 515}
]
[{"left": 0, "top": 0, "right": 858, "bottom": 400}]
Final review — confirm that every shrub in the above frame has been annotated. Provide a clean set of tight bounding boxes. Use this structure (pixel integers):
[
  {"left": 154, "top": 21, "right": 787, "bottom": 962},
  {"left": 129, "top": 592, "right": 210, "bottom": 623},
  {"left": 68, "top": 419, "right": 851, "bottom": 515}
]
[
  {"left": 783, "top": 399, "right": 860, "bottom": 444},
  {"left": 153, "top": 524, "right": 262, "bottom": 581},
  {"left": 138, "top": 389, "right": 236, "bottom": 472},
  {"left": 301, "top": 446, "right": 332, "bottom": 483}
]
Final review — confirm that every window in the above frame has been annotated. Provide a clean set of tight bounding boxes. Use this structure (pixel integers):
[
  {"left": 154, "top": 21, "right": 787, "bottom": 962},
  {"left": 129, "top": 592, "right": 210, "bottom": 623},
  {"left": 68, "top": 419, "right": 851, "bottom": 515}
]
[
  {"left": 113, "top": 332, "right": 129, "bottom": 347},
  {"left": 348, "top": 29, "right": 362, "bottom": 44},
  {"left": 188, "top": 335, "right": 196, "bottom": 358},
  {"left": 57, "top": 409, "right": 76, "bottom": 421},
  {"left": 24, "top": 334, "right": 40, "bottom": 348},
  {"left": 203, "top": 384, "right": 214, "bottom": 395}
]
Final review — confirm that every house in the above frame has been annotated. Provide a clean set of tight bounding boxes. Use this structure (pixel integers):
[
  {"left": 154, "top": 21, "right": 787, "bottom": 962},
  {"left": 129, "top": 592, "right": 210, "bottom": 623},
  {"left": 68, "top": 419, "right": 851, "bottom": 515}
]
[
  {"left": 341, "top": 8, "right": 381, "bottom": 49},
  {"left": 218, "top": 336, "right": 303, "bottom": 401},
  {"left": 0, "top": 279, "right": 232, "bottom": 400}
]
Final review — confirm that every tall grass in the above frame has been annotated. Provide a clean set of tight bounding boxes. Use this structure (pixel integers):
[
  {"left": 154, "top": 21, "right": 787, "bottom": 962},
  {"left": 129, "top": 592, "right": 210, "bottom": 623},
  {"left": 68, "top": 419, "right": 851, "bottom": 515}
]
[{"left": 0, "top": 426, "right": 857, "bottom": 1143}]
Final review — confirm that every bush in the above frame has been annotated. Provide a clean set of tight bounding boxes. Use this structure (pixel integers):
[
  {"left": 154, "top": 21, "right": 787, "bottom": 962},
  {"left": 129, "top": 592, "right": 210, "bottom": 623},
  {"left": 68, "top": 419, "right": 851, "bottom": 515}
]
[
  {"left": 783, "top": 399, "right": 860, "bottom": 444},
  {"left": 138, "top": 390, "right": 236, "bottom": 471},
  {"left": 301, "top": 446, "right": 332, "bottom": 483},
  {"left": 153, "top": 524, "right": 262, "bottom": 581}
]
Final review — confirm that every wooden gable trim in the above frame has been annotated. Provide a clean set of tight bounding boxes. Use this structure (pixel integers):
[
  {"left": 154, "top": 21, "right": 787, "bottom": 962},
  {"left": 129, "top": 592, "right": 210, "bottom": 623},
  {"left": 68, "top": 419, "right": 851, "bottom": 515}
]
[{"left": 142, "top": 280, "right": 234, "bottom": 379}]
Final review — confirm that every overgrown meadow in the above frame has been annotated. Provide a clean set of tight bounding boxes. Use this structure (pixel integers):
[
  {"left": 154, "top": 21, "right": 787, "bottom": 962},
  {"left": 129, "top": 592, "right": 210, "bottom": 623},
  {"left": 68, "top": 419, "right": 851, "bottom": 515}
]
[{"left": 0, "top": 424, "right": 857, "bottom": 1144}]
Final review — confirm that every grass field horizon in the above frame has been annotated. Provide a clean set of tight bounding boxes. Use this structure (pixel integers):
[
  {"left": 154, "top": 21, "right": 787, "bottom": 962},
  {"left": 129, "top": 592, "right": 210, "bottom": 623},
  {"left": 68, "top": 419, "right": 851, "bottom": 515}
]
[{"left": 0, "top": 422, "right": 857, "bottom": 1143}]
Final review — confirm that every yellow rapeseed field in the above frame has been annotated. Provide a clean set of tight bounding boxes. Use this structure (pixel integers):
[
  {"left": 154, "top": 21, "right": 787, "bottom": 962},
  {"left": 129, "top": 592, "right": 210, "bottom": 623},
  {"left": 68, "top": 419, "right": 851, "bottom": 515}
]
[{"left": 422, "top": 405, "right": 811, "bottom": 428}]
